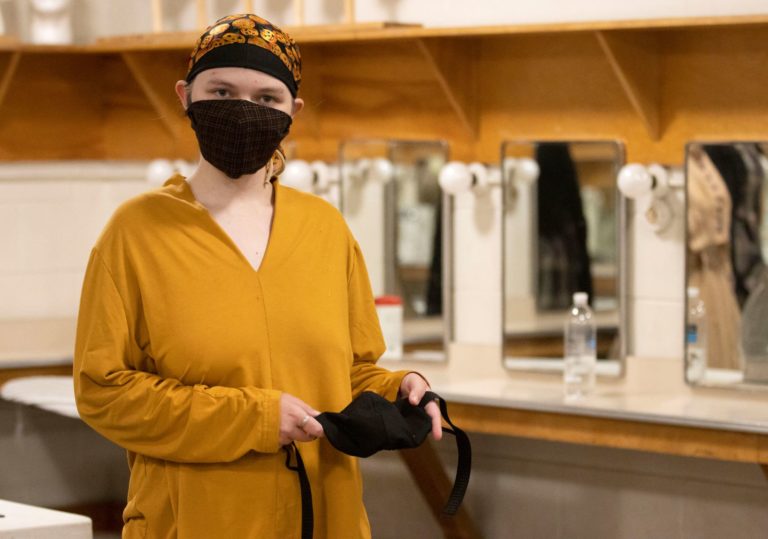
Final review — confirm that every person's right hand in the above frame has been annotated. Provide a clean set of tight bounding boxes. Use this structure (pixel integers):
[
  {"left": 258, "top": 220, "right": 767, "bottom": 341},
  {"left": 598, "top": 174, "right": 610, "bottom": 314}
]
[{"left": 278, "top": 393, "right": 324, "bottom": 445}]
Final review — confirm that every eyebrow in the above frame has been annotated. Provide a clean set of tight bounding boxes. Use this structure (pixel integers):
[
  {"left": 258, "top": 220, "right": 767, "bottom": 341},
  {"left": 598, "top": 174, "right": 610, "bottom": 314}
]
[{"left": 204, "top": 78, "right": 287, "bottom": 94}]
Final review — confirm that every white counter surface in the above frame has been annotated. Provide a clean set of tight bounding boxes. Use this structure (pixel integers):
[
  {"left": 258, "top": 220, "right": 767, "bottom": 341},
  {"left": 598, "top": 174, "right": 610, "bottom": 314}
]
[
  {"left": 4, "top": 353, "right": 768, "bottom": 438},
  {"left": 432, "top": 376, "right": 768, "bottom": 435},
  {"left": 0, "top": 499, "right": 91, "bottom": 538},
  {"left": 380, "top": 353, "right": 768, "bottom": 436}
]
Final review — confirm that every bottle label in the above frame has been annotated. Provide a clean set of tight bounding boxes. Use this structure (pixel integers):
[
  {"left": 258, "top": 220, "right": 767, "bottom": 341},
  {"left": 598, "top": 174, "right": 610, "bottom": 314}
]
[{"left": 686, "top": 323, "right": 698, "bottom": 344}]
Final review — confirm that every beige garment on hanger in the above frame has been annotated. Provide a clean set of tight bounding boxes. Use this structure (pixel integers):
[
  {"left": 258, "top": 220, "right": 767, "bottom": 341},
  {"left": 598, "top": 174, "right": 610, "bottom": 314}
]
[{"left": 687, "top": 148, "right": 743, "bottom": 370}]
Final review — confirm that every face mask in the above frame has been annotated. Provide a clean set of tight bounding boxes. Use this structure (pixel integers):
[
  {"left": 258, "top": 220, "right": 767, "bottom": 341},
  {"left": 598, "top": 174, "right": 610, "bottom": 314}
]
[
  {"left": 186, "top": 99, "right": 292, "bottom": 179},
  {"left": 284, "top": 391, "right": 471, "bottom": 539}
]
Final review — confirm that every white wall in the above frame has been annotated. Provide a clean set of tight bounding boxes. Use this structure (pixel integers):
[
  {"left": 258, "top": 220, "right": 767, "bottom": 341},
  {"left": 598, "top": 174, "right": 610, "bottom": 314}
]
[
  {"left": 0, "top": 163, "right": 150, "bottom": 320},
  {"left": 9, "top": 1, "right": 768, "bottom": 43}
]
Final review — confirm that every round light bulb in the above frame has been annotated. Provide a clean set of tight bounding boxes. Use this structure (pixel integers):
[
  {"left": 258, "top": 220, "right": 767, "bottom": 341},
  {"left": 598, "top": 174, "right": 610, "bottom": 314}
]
[
  {"left": 439, "top": 162, "right": 473, "bottom": 195},
  {"left": 617, "top": 163, "right": 654, "bottom": 199},
  {"left": 173, "top": 159, "right": 195, "bottom": 177},
  {"left": 468, "top": 162, "right": 490, "bottom": 192},
  {"left": 647, "top": 163, "right": 670, "bottom": 196},
  {"left": 146, "top": 158, "right": 174, "bottom": 184},
  {"left": 369, "top": 157, "right": 394, "bottom": 183},
  {"left": 516, "top": 158, "right": 540, "bottom": 184},
  {"left": 310, "top": 161, "right": 333, "bottom": 192},
  {"left": 281, "top": 159, "right": 314, "bottom": 192}
]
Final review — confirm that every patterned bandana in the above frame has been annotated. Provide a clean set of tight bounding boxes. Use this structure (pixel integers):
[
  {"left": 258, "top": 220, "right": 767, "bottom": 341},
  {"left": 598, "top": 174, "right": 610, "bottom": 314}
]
[{"left": 186, "top": 13, "right": 302, "bottom": 97}]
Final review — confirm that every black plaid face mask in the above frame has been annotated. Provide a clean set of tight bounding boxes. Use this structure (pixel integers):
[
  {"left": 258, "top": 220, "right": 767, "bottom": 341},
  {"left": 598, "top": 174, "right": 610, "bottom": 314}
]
[{"left": 187, "top": 99, "right": 292, "bottom": 179}]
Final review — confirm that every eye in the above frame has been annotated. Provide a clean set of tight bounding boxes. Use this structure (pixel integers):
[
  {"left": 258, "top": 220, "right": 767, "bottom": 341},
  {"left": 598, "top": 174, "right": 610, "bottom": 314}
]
[
  {"left": 259, "top": 94, "right": 276, "bottom": 104},
  {"left": 213, "top": 88, "right": 230, "bottom": 98}
]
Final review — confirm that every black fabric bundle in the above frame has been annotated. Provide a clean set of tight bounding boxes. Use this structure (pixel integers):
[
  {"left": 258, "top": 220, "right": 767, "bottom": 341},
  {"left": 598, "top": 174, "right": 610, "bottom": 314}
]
[{"left": 284, "top": 391, "right": 472, "bottom": 539}]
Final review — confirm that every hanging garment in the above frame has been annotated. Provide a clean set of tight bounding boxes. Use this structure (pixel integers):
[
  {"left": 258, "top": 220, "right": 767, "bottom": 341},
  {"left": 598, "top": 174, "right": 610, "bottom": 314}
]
[
  {"left": 733, "top": 144, "right": 767, "bottom": 303},
  {"left": 687, "top": 148, "right": 743, "bottom": 370},
  {"left": 703, "top": 144, "right": 766, "bottom": 306},
  {"left": 536, "top": 143, "right": 593, "bottom": 310}
]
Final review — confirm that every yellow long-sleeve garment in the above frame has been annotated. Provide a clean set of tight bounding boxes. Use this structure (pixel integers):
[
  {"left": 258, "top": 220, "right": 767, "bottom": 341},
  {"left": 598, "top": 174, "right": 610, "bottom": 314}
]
[{"left": 74, "top": 175, "right": 411, "bottom": 538}]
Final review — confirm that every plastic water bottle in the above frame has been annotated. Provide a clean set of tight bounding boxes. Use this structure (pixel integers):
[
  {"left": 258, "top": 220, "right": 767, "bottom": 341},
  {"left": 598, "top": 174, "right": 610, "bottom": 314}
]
[
  {"left": 686, "top": 287, "right": 707, "bottom": 383},
  {"left": 564, "top": 292, "right": 596, "bottom": 399}
]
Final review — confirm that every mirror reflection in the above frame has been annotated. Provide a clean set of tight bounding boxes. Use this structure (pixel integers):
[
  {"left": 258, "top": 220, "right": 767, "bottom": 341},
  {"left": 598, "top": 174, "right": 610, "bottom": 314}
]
[
  {"left": 685, "top": 142, "right": 768, "bottom": 388},
  {"left": 502, "top": 140, "right": 625, "bottom": 375},
  {"left": 340, "top": 139, "right": 449, "bottom": 361}
]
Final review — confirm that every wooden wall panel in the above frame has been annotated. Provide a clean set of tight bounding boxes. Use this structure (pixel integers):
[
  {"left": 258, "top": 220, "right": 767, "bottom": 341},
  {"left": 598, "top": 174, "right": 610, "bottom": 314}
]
[
  {"left": 101, "top": 51, "right": 197, "bottom": 160},
  {"left": 474, "top": 33, "right": 647, "bottom": 164},
  {"left": 0, "top": 54, "right": 106, "bottom": 160},
  {"left": 0, "top": 20, "right": 766, "bottom": 164}
]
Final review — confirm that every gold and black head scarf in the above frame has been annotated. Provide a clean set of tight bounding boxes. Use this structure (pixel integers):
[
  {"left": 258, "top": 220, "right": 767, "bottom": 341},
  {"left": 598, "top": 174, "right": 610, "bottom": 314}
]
[{"left": 186, "top": 14, "right": 302, "bottom": 97}]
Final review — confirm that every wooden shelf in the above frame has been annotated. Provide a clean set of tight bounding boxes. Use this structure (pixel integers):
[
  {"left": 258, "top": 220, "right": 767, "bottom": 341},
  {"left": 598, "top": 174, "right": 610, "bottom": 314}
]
[{"left": 0, "top": 16, "right": 767, "bottom": 163}]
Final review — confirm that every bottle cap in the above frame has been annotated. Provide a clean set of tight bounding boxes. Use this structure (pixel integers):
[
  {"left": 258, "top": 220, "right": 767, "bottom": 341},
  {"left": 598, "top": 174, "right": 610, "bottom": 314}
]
[
  {"left": 375, "top": 295, "right": 402, "bottom": 306},
  {"left": 687, "top": 286, "right": 700, "bottom": 298},
  {"left": 573, "top": 292, "right": 588, "bottom": 307}
]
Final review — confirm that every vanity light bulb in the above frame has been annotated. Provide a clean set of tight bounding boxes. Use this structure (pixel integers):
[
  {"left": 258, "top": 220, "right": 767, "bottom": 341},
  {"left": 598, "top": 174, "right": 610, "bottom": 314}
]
[
  {"left": 369, "top": 158, "right": 394, "bottom": 183},
  {"left": 146, "top": 158, "right": 175, "bottom": 184},
  {"left": 646, "top": 163, "right": 670, "bottom": 196},
  {"left": 173, "top": 159, "right": 195, "bottom": 177},
  {"left": 438, "top": 162, "right": 473, "bottom": 195},
  {"left": 310, "top": 161, "right": 336, "bottom": 192},
  {"left": 515, "top": 158, "right": 540, "bottom": 184},
  {"left": 468, "top": 162, "right": 491, "bottom": 192},
  {"left": 282, "top": 159, "right": 314, "bottom": 192},
  {"left": 617, "top": 163, "right": 654, "bottom": 199},
  {"left": 32, "top": 0, "right": 71, "bottom": 13}
]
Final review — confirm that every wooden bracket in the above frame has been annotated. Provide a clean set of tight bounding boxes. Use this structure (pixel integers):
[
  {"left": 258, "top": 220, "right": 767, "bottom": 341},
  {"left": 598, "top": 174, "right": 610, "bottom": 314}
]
[
  {"left": 120, "top": 52, "right": 182, "bottom": 142},
  {"left": 416, "top": 38, "right": 478, "bottom": 139},
  {"left": 0, "top": 51, "right": 21, "bottom": 110},
  {"left": 596, "top": 30, "right": 662, "bottom": 141}
]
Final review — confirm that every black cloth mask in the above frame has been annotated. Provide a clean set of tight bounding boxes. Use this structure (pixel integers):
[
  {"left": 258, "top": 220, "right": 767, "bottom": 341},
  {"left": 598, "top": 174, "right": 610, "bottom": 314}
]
[
  {"left": 284, "top": 391, "right": 472, "bottom": 539},
  {"left": 186, "top": 99, "right": 292, "bottom": 179}
]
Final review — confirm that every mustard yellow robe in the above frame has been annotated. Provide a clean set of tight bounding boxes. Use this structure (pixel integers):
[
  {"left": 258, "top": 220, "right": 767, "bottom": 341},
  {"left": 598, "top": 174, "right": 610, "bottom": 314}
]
[{"left": 74, "top": 175, "right": 411, "bottom": 538}]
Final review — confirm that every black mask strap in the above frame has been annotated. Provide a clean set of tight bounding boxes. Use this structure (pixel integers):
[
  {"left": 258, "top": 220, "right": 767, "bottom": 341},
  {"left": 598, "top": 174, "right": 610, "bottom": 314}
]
[
  {"left": 284, "top": 443, "right": 313, "bottom": 539},
  {"left": 418, "top": 391, "right": 472, "bottom": 516}
]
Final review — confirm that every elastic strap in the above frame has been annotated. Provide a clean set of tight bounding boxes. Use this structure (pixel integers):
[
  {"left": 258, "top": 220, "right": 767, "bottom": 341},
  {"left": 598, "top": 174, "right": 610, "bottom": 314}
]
[
  {"left": 419, "top": 391, "right": 472, "bottom": 516},
  {"left": 284, "top": 443, "right": 313, "bottom": 539}
]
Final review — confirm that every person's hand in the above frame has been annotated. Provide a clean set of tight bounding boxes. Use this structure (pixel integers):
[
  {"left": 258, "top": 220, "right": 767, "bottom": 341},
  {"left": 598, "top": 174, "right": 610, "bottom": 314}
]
[
  {"left": 279, "top": 393, "right": 324, "bottom": 446},
  {"left": 399, "top": 373, "right": 442, "bottom": 441}
]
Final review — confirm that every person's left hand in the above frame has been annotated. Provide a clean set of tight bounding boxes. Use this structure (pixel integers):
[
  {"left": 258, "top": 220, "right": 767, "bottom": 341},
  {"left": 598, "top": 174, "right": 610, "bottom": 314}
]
[{"left": 399, "top": 373, "right": 442, "bottom": 441}]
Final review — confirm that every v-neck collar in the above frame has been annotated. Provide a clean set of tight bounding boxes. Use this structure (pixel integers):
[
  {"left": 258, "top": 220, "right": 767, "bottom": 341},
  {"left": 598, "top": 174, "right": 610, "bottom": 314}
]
[{"left": 164, "top": 174, "right": 283, "bottom": 275}]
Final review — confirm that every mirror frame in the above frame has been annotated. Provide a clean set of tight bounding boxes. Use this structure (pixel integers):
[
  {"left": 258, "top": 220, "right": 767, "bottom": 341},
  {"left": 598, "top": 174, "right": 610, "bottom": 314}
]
[
  {"left": 683, "top": 140, "right": 768, "bottom": 392},
  {"left": 338, "top": 138, "right": 453, "bottom": 361},
  {"left": 499, "top": 139, "right": 628, "bottom": 378}
]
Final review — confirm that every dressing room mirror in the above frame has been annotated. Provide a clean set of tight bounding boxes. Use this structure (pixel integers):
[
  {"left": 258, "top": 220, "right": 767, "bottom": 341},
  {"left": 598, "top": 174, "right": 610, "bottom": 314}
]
[
  {"left": 340, "top": 139, "right": 450, "bottom": 361},
  {"left": 684, "top": 142, "right": 768, "bottom": 390},
  {"left": 501, "top": 140, "right": 626, "bottom": 376}
]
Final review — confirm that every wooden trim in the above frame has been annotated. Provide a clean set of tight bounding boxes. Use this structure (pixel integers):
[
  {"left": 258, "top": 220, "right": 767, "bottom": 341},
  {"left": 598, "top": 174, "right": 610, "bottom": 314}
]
[
  {"left": 416, "top": 39, "right": 478, "bottom": 139},
  {"left": 120, "top": 52, "right": 180, "bottom": 141},
  {"left": 448, "top": 402, "right": 768, "bottom": 465},
  {"left": 86, "top": 15, "right": 768, "bottom": 50},
  {"left": 399, "top": 442, "right": 482, "bottom": 539},
  {"left": 0, "top": 51, "right": 21, "bottom": 109},
  {"left": 596, "top": 30, "right": 661, "bottom": 140}
]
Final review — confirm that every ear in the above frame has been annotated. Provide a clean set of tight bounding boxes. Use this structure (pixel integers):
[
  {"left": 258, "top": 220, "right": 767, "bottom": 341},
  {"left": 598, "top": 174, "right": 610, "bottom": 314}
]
[
  {"left": 291, "top": 97, "right": 304, "bottom": 117},
  {"left": 174, "top": 80, "right": 190, "bottom": 110}
]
